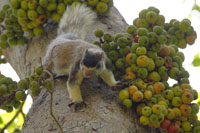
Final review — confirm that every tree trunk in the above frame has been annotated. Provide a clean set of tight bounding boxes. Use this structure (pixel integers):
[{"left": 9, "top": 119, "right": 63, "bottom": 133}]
[{"left": 0, "top": 1, "right": 156, "bottom": 133}]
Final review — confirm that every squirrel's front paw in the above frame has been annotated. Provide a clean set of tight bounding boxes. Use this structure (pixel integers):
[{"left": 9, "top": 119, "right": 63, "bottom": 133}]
[{"left": 68, "top": 101, "right": 86, "bottom": 112}]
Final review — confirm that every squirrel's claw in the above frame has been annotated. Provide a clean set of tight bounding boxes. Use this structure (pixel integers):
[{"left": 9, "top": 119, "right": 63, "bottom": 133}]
[
  {"left": 54, "top": 74, "right": 69, "bottom": 80},
  {"left": 68, "top": 101, "right": 87, "bottom": 112},
  {"left": 112, "top": 79, "right": 131, "bottom": 91}
]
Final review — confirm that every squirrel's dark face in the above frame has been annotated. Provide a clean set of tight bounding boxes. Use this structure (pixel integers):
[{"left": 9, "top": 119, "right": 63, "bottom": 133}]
[{"left": 81, "top": 48, "right": 104, "bottom": 78}]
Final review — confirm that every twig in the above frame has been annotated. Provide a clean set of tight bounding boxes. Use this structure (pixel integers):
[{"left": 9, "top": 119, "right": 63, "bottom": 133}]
[
  {"left": 49, "top": 92, "right": 63, "bottom": 133},
  {"left": 0, "top": 89, "right": 22, "bottom": 106},
  {"left": 100, "top": 38, "right": 104, "bottom": 44},
  {"left": 43, "top": 70, "right": 63, "bottom": 133},
  {"left": 0, "top": 101, "right": 25, "bottom": 133},
  {"left": 0, "top": 25, "right": 5, "bottom": 34}
]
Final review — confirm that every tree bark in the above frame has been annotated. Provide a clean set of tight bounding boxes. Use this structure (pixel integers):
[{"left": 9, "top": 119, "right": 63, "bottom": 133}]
[{"left": 0, "top": 1, "right": 156, "bottom": 133}]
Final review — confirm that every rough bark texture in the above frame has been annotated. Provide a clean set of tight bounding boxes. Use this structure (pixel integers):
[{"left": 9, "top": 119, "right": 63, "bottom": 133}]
[{"left": 0, "top": 1, "right": 156, "bottom": 133}]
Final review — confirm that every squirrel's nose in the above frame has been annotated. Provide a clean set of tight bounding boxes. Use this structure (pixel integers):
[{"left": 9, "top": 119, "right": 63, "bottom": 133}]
[{"left": 85, "top": 70, "right": 93, "bottom": 77}]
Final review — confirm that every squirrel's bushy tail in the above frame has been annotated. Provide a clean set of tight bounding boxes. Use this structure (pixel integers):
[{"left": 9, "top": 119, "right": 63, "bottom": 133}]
[{"left": 57, "top": 4, "right": 97, "bottom": 40}]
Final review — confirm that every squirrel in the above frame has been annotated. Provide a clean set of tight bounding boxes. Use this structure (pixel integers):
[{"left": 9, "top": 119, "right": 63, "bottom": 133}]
[{"left": 42, "top": 4, "right": 118, "bottom": 106}]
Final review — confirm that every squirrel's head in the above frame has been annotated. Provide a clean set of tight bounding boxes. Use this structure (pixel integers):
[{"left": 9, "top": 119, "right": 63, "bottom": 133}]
[{"left": 80, "top": 48, "right": 105, "bottom": 78}]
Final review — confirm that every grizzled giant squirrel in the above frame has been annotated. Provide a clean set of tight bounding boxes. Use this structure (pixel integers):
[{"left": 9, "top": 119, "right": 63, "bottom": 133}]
[{"left": 42, "top": 4, "right": 118, "bottom": 104}]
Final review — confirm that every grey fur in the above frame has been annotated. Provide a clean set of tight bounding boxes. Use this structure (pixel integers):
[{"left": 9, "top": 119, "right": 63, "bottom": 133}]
[{"left": 59, "top": 33, "right": 78, "bottom": 40}]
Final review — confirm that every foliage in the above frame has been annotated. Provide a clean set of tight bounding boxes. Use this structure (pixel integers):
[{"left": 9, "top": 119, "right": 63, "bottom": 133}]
[
  {"left": 192, "top": 53, "right": 200, "bottom": 67},
  {"left": 192, "top": 0, "right": 200, "bottom": 12},
  {"left": 0, "top": 109, "right": 24, "bottom": 133}
]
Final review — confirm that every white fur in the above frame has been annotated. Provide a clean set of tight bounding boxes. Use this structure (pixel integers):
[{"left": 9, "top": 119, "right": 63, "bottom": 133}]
[
  {"left": 87, "top": 48, "right": 103, "bottom": 55},
  {"left": 57, "top": 4, "right": 97, "bottom": 40}
]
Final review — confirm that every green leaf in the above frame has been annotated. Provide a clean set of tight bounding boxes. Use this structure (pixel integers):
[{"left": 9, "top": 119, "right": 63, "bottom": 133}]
[
  {"left": 16, "top": 113, "right": 24, "bottom": 127},
  {"left": 0, "top": 109, "right": 24, "bottom": 133},
  {"left": 0, "top": 116, "right": 3, "bottom": 124},
  {"left": 196, "top": 92, "right": 200, "bottom": 105},
  {"left": 192, "top": 4, "right": 200, "bottom": 12},
  {"left": 7, "top": 121, "right": 17, "bottom": 133},
  {"left": 192, "top": 53, "right": 200, "bottom": 67}
]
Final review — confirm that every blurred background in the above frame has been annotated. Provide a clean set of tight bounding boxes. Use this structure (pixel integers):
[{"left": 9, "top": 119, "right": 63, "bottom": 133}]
[{"left": 0, "top": 0, "right": 200, "bottom": 132}]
